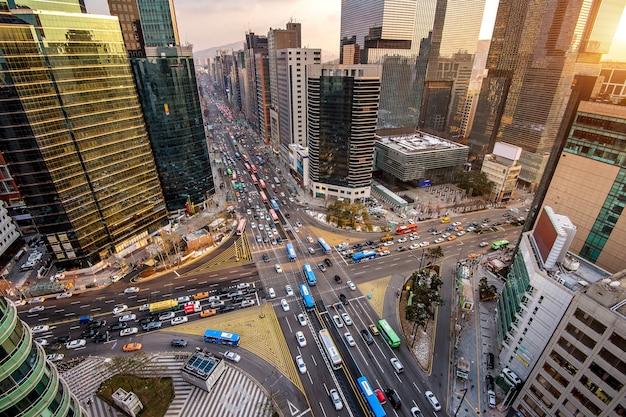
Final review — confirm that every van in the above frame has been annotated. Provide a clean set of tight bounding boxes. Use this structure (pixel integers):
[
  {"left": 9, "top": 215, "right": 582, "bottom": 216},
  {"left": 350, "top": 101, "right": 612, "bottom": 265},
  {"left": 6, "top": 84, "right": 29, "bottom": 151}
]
[
  {"left": 502, "top": 368, "right": 522, "bottom": 386},
  {"left": 390, "top": 358, "right": 404, "bottom": 373},
  {"left": 440, "top": 217, "right": 450, "bottom": 223},
  {"left": 488, "top": 390, "right": 496, "bottom": 408}
]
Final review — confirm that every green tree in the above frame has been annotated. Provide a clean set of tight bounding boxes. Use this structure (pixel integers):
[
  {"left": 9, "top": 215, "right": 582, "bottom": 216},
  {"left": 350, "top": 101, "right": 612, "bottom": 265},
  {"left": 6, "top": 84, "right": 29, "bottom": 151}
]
[
  {"left": 405, "top": 270, "right": 445, "bottom": 328},
  {"left": 455, "top": 171, "right": 496, "bottom": 197},
  {"left": 424, "top": 246, "right": 444, "bottom": 266}
]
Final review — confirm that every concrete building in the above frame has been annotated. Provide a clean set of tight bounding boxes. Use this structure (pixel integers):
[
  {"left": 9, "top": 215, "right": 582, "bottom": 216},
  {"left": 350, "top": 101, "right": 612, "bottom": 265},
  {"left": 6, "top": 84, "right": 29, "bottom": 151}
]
[
  {"left": 374, "top": 131, "right": 469, "bottom": 185},
  {"left": 0, "top": 201, "right": 20, "bottom": 259},
  {"left": 287, "top": 144, "right": 310, "bottom": 188},
  {"left": 599, "top": 62, "right": 626, "bottom": 103},
  {"left": 480, "top": 142, "right": 522, "bottom": 203},
  {"left": 512, "top": 269, "right": 626, "bottom": 417},
  {"left": 181, "top": 351, "right": 227, "bottom": 392},
  {"left": 542, "top": 101, "right": 626, "bottom": 274},
  {"left": 111, "top": 388, "right": 143, "bottom": 417},
  {"left": 307, "top": 65, "right": 381, "bottom": 202},
  {"left": 496, "top": 207, "right": 610, "bottom": 384}
]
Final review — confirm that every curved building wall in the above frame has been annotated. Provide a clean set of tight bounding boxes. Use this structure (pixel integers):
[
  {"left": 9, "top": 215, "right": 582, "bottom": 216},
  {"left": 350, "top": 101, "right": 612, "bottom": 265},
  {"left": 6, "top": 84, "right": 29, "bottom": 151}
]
[{"left": 0, "top": 297, "right": 87, "bottom": 417}]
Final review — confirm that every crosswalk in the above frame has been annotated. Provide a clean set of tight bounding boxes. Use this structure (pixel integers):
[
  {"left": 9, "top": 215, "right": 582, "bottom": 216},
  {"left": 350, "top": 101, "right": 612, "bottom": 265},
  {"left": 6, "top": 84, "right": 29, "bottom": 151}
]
[{"left": 60, "top": 353, "right": 269, "bottom": 417}]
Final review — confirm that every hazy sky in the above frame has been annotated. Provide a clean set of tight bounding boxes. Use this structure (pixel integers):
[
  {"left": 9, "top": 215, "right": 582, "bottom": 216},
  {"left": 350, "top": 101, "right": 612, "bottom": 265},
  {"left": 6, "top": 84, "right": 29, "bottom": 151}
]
[{"left": 84, "top": 0, "right": 625, "bottom": 60}]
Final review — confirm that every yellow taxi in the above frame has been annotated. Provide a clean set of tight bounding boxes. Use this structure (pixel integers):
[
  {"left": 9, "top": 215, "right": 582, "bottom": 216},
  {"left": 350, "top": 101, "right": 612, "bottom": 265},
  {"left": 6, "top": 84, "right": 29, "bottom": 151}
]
[
  {"left": 193, "top": 292, "right": 209, "bottom": 301},
  {"left": 123, "top": 342, "right": 142, "bottom": 352},
  {"left": 200, "top": 309, "right": 217, "bottom": 318}
]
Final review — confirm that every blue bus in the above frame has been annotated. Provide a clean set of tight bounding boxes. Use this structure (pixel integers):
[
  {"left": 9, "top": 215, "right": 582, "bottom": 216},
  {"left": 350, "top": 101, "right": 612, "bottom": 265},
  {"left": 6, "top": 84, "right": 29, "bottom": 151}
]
[
  {"left": 352, "top": 250, "right": 378, "bottom": 263},
  {"left": 303, "top": 263, "right": 317, "bottom": 286},
  {"left": 317, "top": 237, "right": 331, "bottom": 254},
  {"left": 299, "top": 284, "right": 315, "bottom": 311},
  {"left": 270, "top": 199, "right": 279, "bottom": 211},
  {"left": 203, "top": 329, "right": 240, "bottom": 347},
  {"left": 356, "top": 376, "right": 386, "bottom": 417},
  {"left": 286, "top": 243, "right": 297, "bottom": 262}
]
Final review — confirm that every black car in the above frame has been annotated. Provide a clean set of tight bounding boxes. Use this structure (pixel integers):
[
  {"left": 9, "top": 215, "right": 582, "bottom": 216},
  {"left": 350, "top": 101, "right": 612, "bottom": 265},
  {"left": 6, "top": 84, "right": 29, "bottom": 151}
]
[
  {"left": 94, "top": 332, "right": 110, "bottom": 343},
  {"left": 88, "top": 320, "right": 107, "bottom": 329},
  {"left": 360, "top": 329, "right": 374, "bottom": 345},
  {"left": 364, "top": 241, "right": 374, "bottom": 246},
  {"left": 324, "top": 258, "right": 332, "bottom": 267},
  {"left": 139, "top": 317, "right": 154, "bottom": 326},
  {"left": 81, "top": 329, "right": 98, "bottom": 339},
  {"left": 486, "top": 352, "right": 494, "bottom": 369},
  {"left": 334, "top": 275, "right": 342, "bottom": 283},
  {"left": 284, "top": 213, "right": 290, "bottom": 218},
  {"left": 262, "top": 254, "right": 269, "bottom": 262},
  {"left": 171, "top": 339, "right": 188, "bottom": 348},
  {"left": 485, "top": 374, "right": 495, "bottom": 391},
  {"left": 53, "top": 335, "right": 71, "bottom": 344},
  {"left": 339, "top": 293, "right": 349, "bottom": 304},
  {"left": 385, "top": 388, "right": 402, "bottom": 409},
  {"left": 45, "top": 344, "right": 62, "bottom": 352},
  {"left": 109, "top": 322, "right": 128, "bottom": 331},
  {"left": 220, "top": 305, "right": 236, "bottom": 313}
]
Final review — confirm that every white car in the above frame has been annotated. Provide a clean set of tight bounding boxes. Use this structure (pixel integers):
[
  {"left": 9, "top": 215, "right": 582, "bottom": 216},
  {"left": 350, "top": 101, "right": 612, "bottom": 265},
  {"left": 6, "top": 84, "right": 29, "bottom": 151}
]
[
  {"left": 251, "top": 222, "right": 256, "bottom": 229},
  {"left": 306, "top": 236, "right": 314, "bottom": 243},
  {"left": 434, "top": 237, "right": 445, "bottom": 244},
  {"left": 289, "top": 197, "right": 294, "bottom": 202},
  {"left": 285, "top": 285, "right": 293, "bottom": 296},
  {"left": 347, "top": 280, "right": 356, "bottom": 291},
  {"left": 28, "top": 305, "right": 45, "bottom": 313},
  {"left": 410, "top": 406, "right": 423, "bottom": 417},
  {"left": 280, "top": 299, "right": 290, "bottom": 311},
  {"left": 397, "top": 237, "right": 408, "bottom": 243},
  {"left": 295, "top": 355, "right": 307, "bottom": 374},
  {"left": 457, "top": 230, "right": 466, "bottom": 236},
  {"left": 425, "top": 391, "right": 442, "bottom": 411},
  {"left": 176, "top": 296, "right": 191, "bottom": 304},
  {"left": 28, "top": 297, "right": 44, "bottom": 304},
  {"left": 297, "top": 313, "right": 307, "bottom": 326},
  {"left": 113, "top": 304, "right": 128, "bottom": 315},
  {"left": 275, "top": 264, "right": 282, "bottom": 273},
  {"left": 332, "top": 315, "right": 344, "bottom": 328},
  {"left": 341, "top": 313, "right": 353, "bottom": 326},
  {"left": 171, "top": 316, "right": 188, "bottom": 326},
  {"left": 479, "top": 241, "right": 489, "bottom": 247},
  {"left": 65, "top": 339, "right": 87, "bottom": 350},
  {"left": 47, "top": 353, "right": 64, "bottom": 362},
  {"left": 296, "top": 331, "right": 307, "bottom": 347},
  {"left": 56, "top": 292, "right": 72, "bottom": 299},
  {"left": 124, "top": 287, "right": 139, "bottom": 294},
  {"left": 409, "top": 243, "right": 420, "bottom": 250},
  {"left": 280, "top": 192, "right": 285, "bottom": 197},
  {"left": 159, "top": 311, "right": 176, "bottom": 321},
  {"left": 118, "top": 314, "right": 136, "bottom": 322},
  {"left": 452, "top": 221, "right": 462, "bottom": 226},
  {"left": 307, "top": 247, "right": 315, "bottom": 254},
  {"left": 120, "top": 327, "right": 138, "bottom": 337},
  {"left": 222, "top": 351, "right": 241, "bottom": 363},
  {"left": 268, "top": 287, "right": 276, "bottom": 298},
  {"left": 409, "top": 235, "right": 418, "bottom": 241},
  {"left": 35, "top": 338, "right": 49, "bottom": 346},
  {"left": 139, "top": 304, "right": 150, "bottom": 312},
  {"left": 31, "top": 325, "right": 49, "bottom": 334},
  {"left": 258, "top": 224, "right": 264, "bottom": 231},
  {"left": 420, "top": 241, "right": 430, "bottom": 247},
  {"left": 383, "top": 241, "right": 394, "bottom": 246},
  {"left": 330, "top": 388, "right": 344, "bottom": 410},
  {"left": 246, "top": 209, "right": 252, "bottom": 215},
  {"left": 344, "top": 332, "right": 356, "bottom": 347}
]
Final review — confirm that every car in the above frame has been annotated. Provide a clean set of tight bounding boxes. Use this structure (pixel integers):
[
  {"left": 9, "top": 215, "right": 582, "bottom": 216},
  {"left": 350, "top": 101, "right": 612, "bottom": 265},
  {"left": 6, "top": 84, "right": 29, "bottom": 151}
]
[
  {"left": 482, "top": 218, "right": 490, "bottom": 223},
  {"left": 66, "top": 339, "right": 87, "bottom": 350},
  {"left": 251, "top": 221, "right": 256, "bottom": 229},
  {"left": 385, "top": 388, "right": 401, "bottom": 409},
  {"left": 194, "top": 292, "right": 209, "bottom": 300},
  {"left": 297, "top": 313, "right": 307, "bottom": 326},
  {"left": 447, "top": 235, "right": 457, "bottom": 241},
  {"left": 88, "top": 320, "right": 107, "bottom": 329},
  {"left": 307, "top": 247, "right": 315, "bottom": 254},
  {"left": 28, "top": 305, "right": 45, "bottom": 313},
  {"left": 268, "top": 287, "right": 276, "bottom": 298},
  {"left": 390, "top": 357, "right": 404, "bottom": 373},
  {"left": 139, "top": 304, "right": 150, "bottom": 312},
  {"left": 285, "top": 285, "right": 294, "bottom": 296},
  {"left": 158, "top": 311, "right": 175, "bottom": 321},
  {"left": 425, "top": 391, "right": 441, "bottom": 411},
  {"left": 210, "top": 300, "right": 225, "bottom": 308},
  {"left": 171, "top": 339, "right": 188, "bottom": 348},
  {"left": 502, "top": 367, "right": 522, "bottom": 385},
  {"left": 35, "top": 337, "right": 49, "bottom": 346},
  {"left": 241, "top": 299, "right": 255, "bottom": 308},
  {"left": 295, "top": 221, "right": 302, "bottom": 227},
  {"left": 397, "top": 237, "right": 408, "bottom": 243},
  {"left": 289, "top": 197, "right": 295, "bottom": 202},
  {"left": 171, "top": 316, "right": 188, "bottom": 326},
  {"left": 47, "top": 353, "right": 65, "bottom": 362},
  {"left": 333, "top": 315, "right": 344, "bottom": 328},
  {"left": 452, "top": 221, "right": 462, "bottom": 226},
  {"left": 280, "top": 299, "right": 289, "bottom": 311},
  {"left": 410, "top": 406, "right": 424, "bottom": 417},
  {"left": 200, "top": 309, "right": 217, "bottom": 318},
  {"left": 339, "top": 293, "right": 349, "bottom": 304},
  {"left": 275, "top": 264, "right": 282, "bottom": 273},
  {"left": 420, "top": 241, "right": 430, "bottom": 247},
  {"left": 176, "top": 296, "right": 191, "bottom": 304},
  {"left": 324, "top": 258, "right": 333, "bottom": 267},
  {"left": 409, "top": 235, "right": 418, "bottom": 241},
  {"left": 369, "top": 324, "right": 380, "bottom": 336},
  {"left": 284, "top": 213, "right": 290, "bottom": 218},
  {"left": 28, "top": 297, "right": 44, "bottom": 304},
  {"left": 457, "top": 230, "right": 466, "bottom": 236},
  {"left": 56, "top": 292, "right": 72, "bottom": 299},
  {"left": 119, "top": 327, "right": 137, "bottom": 337},
  {"left": 488, "top": 390, "right": 496, "bottom": 408},
  {"left": 334, "top": 275, "right": 342, "bottom": 284},
  {"left": 81, "top": 329, "right": 98, "bottom": 339},
  {"left": 262, "top": 254, "right": 269, "bottom": 262},
  {"left": 109, "top": 322, "right": 127, "bottom": 331},
  {"left": 296, "top": 331, "right": 307, "bottom": 347},
  {"left": 280, "top": 192, "right": 285, "bottom": 197},
  {"left": 112, "top": 304, "right": 128, "bottom": 315},
  {"left": 222, "top": 351, "right": 241, "bottom": 363},
  {"left": 122, "top": 342, "right": 142, "bottom": 352},
  {"left": 409, "top": 243, "right": 420, "bottom": 250},
  {"left": 258, "top": 224, "right": 264, "bottom": 231},
  {"left": 341, "top": 313, "right": 353, "bottom": 326},
  {"left": 31, "top": 325, "right": 50, "bottom": 334},
  {"left": 383, "top": 241, "right": 394, "bottom": 246},
  {"left": 318, "top": 263, "right": 326, "bottom": 272},
  {"left": 246, "top": 208, "right": 251, "bottom": 215},
  {"left": 360, "top": 329, "right": 374, "bottom": 345},
  {"left": 344, "top": 332, "right": 356, "bottom": 347},
  {"left": 306, "top": 236, "right": 314, "bottom": 243},
  {"left": 434, "top": 237, "right": 445, "bottom": 244},
  {"left": 487, "top": 352, "right": 495, "bottom": 369},
  {"left": 486, "top": 373, "right": 495, "bottom": 390},
  {"left": 94, "top": 332, "right": 110, "bottom": 343},
  {"left": 118, "top": 314, "right": 136, "bottom": 322},
  {"left": 329, "top": 388, "right": 343, "bottom": 411},
  {"left": 295, "top": 355, "right": 307, "bottom": 374},
  {"left": 53, "top": 335, "right": 71, "bottom": 344},
  {"left": 347, "top": 280, "right": 356, "bottom": 291},
  {"left": 479, "top": 241, "right": 489, "bottom": 247},
  {"left": 375, "top": 388, "right": 386, "bottom": 404},
  {"left": 124, "top": 287, "right": 139, "bottom": 294},
  {"left": 256, "top": 235, "right": 262, "bottom": 243}
]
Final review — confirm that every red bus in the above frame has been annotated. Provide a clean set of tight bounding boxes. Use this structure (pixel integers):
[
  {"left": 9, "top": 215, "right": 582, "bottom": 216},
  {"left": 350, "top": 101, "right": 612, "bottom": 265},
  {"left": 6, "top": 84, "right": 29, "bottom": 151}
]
[
  {"left": 260, "top": 191, "right": 268, "bottom": 204},
  {"left": 244, "top": 163, "right": 251, "bottom": 172},
  {"left": 269, "top": 209, "right": 279, "bottom": 223},
  {"left": 236, "top": 219, "right": 246, "bottom": 235},
  {"left": 259, "top": 179, "right": 267, "bottom": 189},
  {"left": 232, "top": 172, "right": 237, "bottom": 182},
  {"left": 251, "top": 174, "right": 258, "bottom": 185},
  {"left": 396, "top": 223, "right": 419, "bottom": 235},
  {"left": 251, "top": 165, "right": 258, "bottom": 174}
]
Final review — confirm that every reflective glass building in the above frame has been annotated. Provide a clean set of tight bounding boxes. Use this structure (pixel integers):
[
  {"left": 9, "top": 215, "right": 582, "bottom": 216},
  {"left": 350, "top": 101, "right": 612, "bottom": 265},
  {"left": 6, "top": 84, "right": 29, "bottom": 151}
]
[
  {"left": 0, "top": 297, "right": 87, "bottom": 417},
  {"left": 0, "top": 0, "right": 168, "bottom": 267}
]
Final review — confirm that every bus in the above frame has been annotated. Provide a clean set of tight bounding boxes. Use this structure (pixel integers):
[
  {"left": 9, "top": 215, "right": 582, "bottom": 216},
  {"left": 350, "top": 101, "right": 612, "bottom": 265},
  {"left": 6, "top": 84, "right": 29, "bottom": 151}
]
[
  {"left": 317, "top": 237, "right": 331, "bottom": 255},
  {"left": 396, "top": 223, "right": 419, "bottom": 235},
  {"left": 270, "top": 199, "right": 279, "bottom": 211},
  {"left": 232, "top": 172, "right": 237, "bottom": 182},
  {"left": 319, "top": 329, "right": 342, "bottom": 369},
  {"left": 268, "top": 209, "right": 279, "bottom": 223},
  {"left": 491, "top": 239, "right": 509, "bottom": 250},
  {"left": 259, "top": 179, "right": 267, "bottom": 189},
  {"left": 244, "top": 163, "right": 251, "bottom": 172},
  {"left": 286, "top": 243, "right": 297, "bottom": 262},
  {"left": 352, "top": 250, "right": 377, "bottom": 263},
  {"left": 235, "top": 152, "right": 241, "bottom": 159},
  {"left": 149, "top": 299, "right": 179, "bottom": 315},
  {"left": 251, "top": 174, "right": 258, "bottom": 185},
  {"left": 260, "top": 191, "right": 268, "bottom": 204},
  {"left": 273, "top": 176, "right": 280, "bottom": 185},
  {"left": 377, "top": 319, "right": 401, "bottom": 348},
  {"left": 203, "top": 329, "right": 240, "bottom": 347},
  {"left": 299, "top": 284, "right": 315, "bottom": 310},
  {"left": 226, "top": 168, "right": 232, "bottom": 176},
  {"left": 236, "top": 219, "right": 247, "bottom": 236},
  {"left": 251, "top": 164, "right": 258, "bottom": 174},
  {"left": 303, "top": 263, "right": 317, "bottom": 286},
  {"left": 242, "top": 154, "right": 249, "bottom": 163},
  {"left": 356, "top": 376, "right": 387, "bottom": 417}
]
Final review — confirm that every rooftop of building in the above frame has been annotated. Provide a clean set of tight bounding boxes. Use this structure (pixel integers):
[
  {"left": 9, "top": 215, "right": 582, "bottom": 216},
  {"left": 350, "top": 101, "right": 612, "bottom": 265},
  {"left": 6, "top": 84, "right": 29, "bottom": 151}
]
[
  {"left": 375, "top": 131, "right": 468, "bottom": 154},
  {"left": 584, "top": 269, "right": 626, "bottom": 320},
  {"left": 183, "top": 351, "right": 221, "bottom": 381}
]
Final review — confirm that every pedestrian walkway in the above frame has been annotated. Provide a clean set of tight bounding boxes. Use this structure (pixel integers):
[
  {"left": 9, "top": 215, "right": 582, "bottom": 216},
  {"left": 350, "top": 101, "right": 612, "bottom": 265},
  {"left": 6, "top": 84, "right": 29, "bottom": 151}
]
[{"left": 183, "top": 234, "right": 254, "bottom": 275}]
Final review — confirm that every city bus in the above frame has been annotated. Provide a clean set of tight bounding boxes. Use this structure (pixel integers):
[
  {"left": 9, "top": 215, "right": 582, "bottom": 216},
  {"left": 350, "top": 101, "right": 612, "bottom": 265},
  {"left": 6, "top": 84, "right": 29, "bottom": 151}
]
[
  {"left": 356, "top": 376, "right": 386, "bottom": 417},
  {"left": 268, "top": 209, "right": 279, "bottom": 223},
  {"left": 236, "top": 219, "right": 247, "bottom": 236},
  {"left": 203, "top": 329, "right": 240, "bottom": 347},
  {"left": 251, "top": 174, "right": 258, "bottom": 185},
  {"left": 286, "top": 243, "right": 297, "bottom": 262},
  {"left": 259, "top": 179, "right": 267, "bottom": 189},
  {"left": 299, "top": 284, "right": 315, "bottom": 310},
  {"left": 377, "top": 319, "right": 401, "bottom": 348},
  {"left": 491, "top": 239, "right": 509, "bottom": 250},
  {"left": 260, "top": 191, "right": 269, "bottom": 204},
  {"left": 317, "top": 237, "right": 331, "bottom": 255},
  {"left": 319, "top": 329, "right": 342, "bottom": 369},
  {"left": 250, "top": 164, "right": 258, "bottom": 174},
  {"left": 273, "top": 176, "right": 280, "bottom": 185},
  {"left": 303, "top": 263, "right": 317, "bottom": 286},
  {"left": 244, "top": 163, "right": 251, "bottom": 172},
  {"left": 226, "top": 168, "right": 232, "bottom": 176},
  {"left": 270, "top": 199, "right": 279, "bottom": 211},
  {"left": 396, "top": 223, "right": 419, "bottom": 235}
]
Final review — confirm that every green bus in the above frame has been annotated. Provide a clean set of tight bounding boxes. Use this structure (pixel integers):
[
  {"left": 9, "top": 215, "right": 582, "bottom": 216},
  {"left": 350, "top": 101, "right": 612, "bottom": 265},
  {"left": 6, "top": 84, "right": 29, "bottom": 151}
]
[
  {"left": 377, "top": 319, "right": 401, "bottom": 348},
  {"left": 491, "top": 239, "right": 509, "bottom": 250}
]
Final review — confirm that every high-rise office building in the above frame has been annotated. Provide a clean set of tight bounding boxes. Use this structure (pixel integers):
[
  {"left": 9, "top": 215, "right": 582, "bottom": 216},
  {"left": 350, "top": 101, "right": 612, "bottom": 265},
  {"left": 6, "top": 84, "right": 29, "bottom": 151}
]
[
  {"left": 0, "top": 296, "right": 88, "bottom": 416},
  {"left": 469, "top": 0, "right": 625, "bottom": 187},
  {"left": 307, "top": 65, "right": 381, "bottom": 201},
  {"left": 243, "top": 33, "right": 270, "bottom": 143},
  {"left": 0, "top": 0, "right": 168, "bottom": 267},
  {"left": 107, "top": 0, "right": 214, "bottom": 212}
]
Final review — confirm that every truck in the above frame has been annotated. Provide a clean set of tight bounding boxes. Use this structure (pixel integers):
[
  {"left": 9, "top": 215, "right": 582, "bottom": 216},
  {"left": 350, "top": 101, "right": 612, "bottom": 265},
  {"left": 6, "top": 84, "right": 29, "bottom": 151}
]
[
  {"left": 380, "top": 234, "right": 394, "bottom": 242},
  {"left": 352, "top": 250, "right": 378, "bottom": 263},
  {"left": 149, "top": 299, "right": 179, "bottom": 315}
]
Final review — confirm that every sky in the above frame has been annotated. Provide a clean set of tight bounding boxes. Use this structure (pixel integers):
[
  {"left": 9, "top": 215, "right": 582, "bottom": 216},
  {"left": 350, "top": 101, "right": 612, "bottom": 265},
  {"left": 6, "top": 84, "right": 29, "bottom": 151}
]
[{"left": 85, "top": 0, "right": 626, "bottom": 61}]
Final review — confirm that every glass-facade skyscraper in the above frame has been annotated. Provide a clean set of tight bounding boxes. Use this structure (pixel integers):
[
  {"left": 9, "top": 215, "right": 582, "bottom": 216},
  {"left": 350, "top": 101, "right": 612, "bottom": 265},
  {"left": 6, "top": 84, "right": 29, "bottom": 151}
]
[{"left": 0, "top": 0, "right": 168, "bottom": 267}]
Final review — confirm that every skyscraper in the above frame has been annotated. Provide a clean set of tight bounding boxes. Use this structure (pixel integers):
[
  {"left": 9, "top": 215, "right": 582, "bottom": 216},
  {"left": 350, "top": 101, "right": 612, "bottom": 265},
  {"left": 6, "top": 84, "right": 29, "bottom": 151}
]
[
  {"left": 0, "top": 0, "right": 168, "bottom": 267},
  {"left": 307, "top": 65, "right": 381, "bottom": 201},
  {"left": 469, "top": 0, "right": 626, "bottom": 187},
  {"left": 107, "top": 0, "right": 214, "bottom": 212},
  {"left": 243, "top": 33, "right": 270, "bottom": 143}
]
